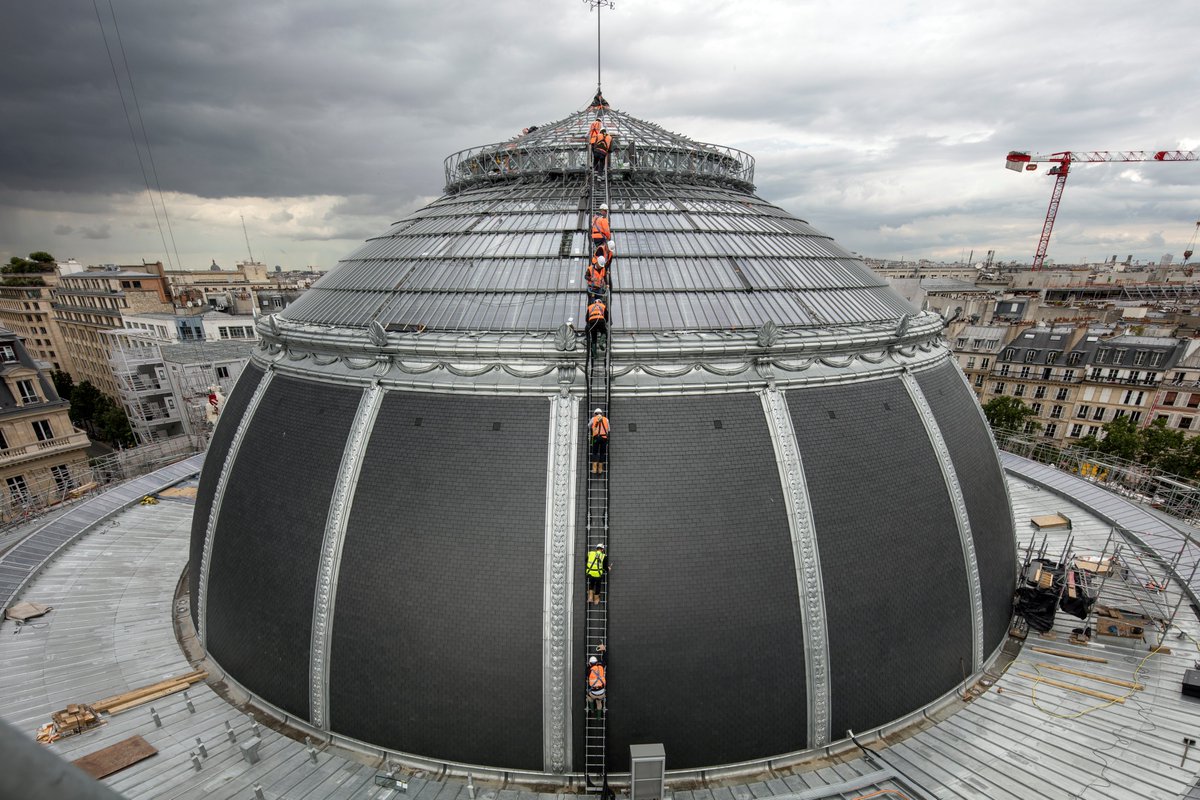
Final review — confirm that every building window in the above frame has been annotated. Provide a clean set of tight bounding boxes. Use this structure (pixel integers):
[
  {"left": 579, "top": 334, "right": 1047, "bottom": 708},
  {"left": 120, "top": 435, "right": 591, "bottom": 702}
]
[
  {"left": 1190, "top": 394, "right": 1200, "bottom": 409},
  {"left": 1070, "top": 424, "right": 1083, "bottom": 438},
  {"left": 1134, "top": 351, "right": 1147, "bottom": 365},
  {"left": 1121, "top": 390, "right": 1145, "bottom": 406},
  {"left": 6, "top": 475, "right": 29, "bottom": 504},
  {"left": 981, "top": 358, "right": 990, "bottom": 369},
  {"left": 216, "top": 366, "right": 230, "bottom": 379},
  {"left": 1182, "top": 417, "right": 1194, "bottom": 430},
  {"left": 1096, "top": 350, "right": 1110, "bottom": 364},
  {"left": 1114, "top": 409, "right": 1127, "bottom": 420},
  {"left": 1076, "top": 405, "right": 1090, "bottom": 419},
  {"left": 1114, "top": 349, "right": 1127, "bottom": 365},
  {"left": 1047, "top": 351, "right": 1061, "bottom": 364},
  {"left": 1004, "top": 348, "right": 1016, "bottom": 360},
  {"left": 1150, "top": 352, "right": 1164, "bottom": 366},
  {"left": 1000, "top": 365, "right": 1011, "bottom": 377},
  {"left": 1023, "top": 421, "right": 1037, "bottom": 434},
  {"left": 1088, "top": 425, "right": 1101, "bottom": 436},
  {"left": 1024, "top": 350, "right": 1038, "bottom": 363},
  {"left": 0, "top": 430, "right": 7, "bottom": 449},
  {"left": 1019, "top": 366, "right": 1031, "bottom": 379},
  {"left": 974, "top": 375, "right": 984, "bottom": 387},
  {"left": 1175, "top": 372, "right": 1187, "bottom": 384},
  {"left": 1165, "top": 391, "right": 1178, "bottom": 406},
  {"left": 32, "top": 419, "right": 53, "bottom": 441},
  {"left": 994, "top": 382, "right": 1005, "bottom": 394},
  {"left": 1107, "top": 369, "right": 1119, "bottom": 381},
  {"left": 956, "top": 338, "right": 967, "bottom": 348},
  {"left": 1030, "top": 403, "right": 1043, "bottom": 415},
  {"left": 0, "top": 345, "right": 15, "bottom": 363},
  {"left": 1064, "top": 370, "right": 1076, "bottom": 382},
  {"left": 16, "top": 379, "right": 38, "bottom": 404},
  {"left": 966, "top": 357, "right": 976, "bottom": 369},
  {"left": 1034, "top": 386, "right": 1047, "bottom": 399},
  {"left": 1093, "top": 407, "right": 1105, "bottom": 421},
  {"left": 1056, "top": 388, "right": 1069, "bottom": 401},
  {"left": 50, "top": 464, "right": 75, "bottom": 492},
  {"left": 1051, "top": 405, "right": 1064, "bottom": 419},
  {"left": 1130, "top": 411, "right": 1143, "bottom": 424},
  {"left": 1067, "top": 352, "right": 1082, "bottom": 365},
  {"left": 1158, "top": 414, "right": 1169, "bottom": 424},
  {"left": 1129, "top": 371, "right": 1140, "bottom": 383},
  {"left": 1014, "top": 384, "right": 1026, "bottom": 397},
  {"left": 1043, "top": 423, "right": 1058, "bottom": 437}
]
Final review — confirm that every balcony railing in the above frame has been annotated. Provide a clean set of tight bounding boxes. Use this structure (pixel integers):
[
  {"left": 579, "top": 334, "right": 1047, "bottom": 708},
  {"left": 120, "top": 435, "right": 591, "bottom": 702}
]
[{"left": 0, "top": 431, "right": 90, "bottom": 467}]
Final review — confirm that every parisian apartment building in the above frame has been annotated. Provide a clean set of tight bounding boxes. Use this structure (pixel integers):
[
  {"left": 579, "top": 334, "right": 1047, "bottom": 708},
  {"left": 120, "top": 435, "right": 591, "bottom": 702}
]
[{"left": 0, "top": 327, "right": 90, "bottom": 516}]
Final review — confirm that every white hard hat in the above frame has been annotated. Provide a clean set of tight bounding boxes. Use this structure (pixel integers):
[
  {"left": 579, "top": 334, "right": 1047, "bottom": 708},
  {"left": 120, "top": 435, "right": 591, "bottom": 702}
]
[
  {"left": 594, "top": 408, "right": 603, "bottom": 414},
  {"left": 589, "top": 656, "right": 599, "bottom": 665},
  {"left": 599, "top": 203, "right": 608, "bottom": 211},
  {"left": 596, "top": 543, "right": 605, "bottom": 549},
  {"left": 596, "top": 256, "right": 606, "bottom": 267}
]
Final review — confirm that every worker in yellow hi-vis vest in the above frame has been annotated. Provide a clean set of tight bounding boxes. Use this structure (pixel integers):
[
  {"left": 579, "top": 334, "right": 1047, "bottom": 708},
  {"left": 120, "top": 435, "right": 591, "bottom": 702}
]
[{"left": 586, "top": 542, "right": 608, "bottom": 606}]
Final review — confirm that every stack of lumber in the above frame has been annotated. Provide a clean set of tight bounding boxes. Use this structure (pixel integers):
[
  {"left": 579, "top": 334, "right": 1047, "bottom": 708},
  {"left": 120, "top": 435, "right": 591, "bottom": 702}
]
[{"left": 91, "top": 670, "right": 207, "bottom": 716}]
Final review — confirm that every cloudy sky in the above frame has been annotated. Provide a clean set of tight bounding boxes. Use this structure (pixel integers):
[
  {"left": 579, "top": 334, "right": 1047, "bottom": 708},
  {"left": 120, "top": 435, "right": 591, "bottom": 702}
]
[{"left": 2, "top": 0, "right": 1199, "bottom": 271}]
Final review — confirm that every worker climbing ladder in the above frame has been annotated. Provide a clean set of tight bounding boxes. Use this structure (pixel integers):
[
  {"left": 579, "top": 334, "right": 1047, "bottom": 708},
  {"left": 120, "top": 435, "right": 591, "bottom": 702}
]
[{"left": 583, "top": 105, "right": 613, "bottom": 795}]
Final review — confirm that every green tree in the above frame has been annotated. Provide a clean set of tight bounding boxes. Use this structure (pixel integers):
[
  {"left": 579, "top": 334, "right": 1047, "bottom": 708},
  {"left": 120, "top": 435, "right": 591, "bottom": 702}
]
[
  {"left": 3, "top": 252, "right": 55, "bottom": 274},
  {"left": 982, "top": 395, "right": 1040, "bottom": 433},
  {"left": 51, "top": 370, "right": 74, "bottom": 401},
  {"left": 1140, "top": 418, "right": 1186, "bottom": 469},
  {"left": 1090, "top": 416, "right": 1142, "bottom": 461},
  {"left": 97, "top": 401, "right": 135, "bottom": 447},
  {"left": 28, "top": 251, "right": 54, "bottom": 264},
  {"left": 68, "top": 380, "right": 104, "bottom": 433}
]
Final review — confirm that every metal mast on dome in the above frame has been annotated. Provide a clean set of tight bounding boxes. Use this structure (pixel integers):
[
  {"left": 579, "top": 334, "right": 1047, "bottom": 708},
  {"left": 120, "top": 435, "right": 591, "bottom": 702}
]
[{"left": 582, "top": 0, "right": 614, "bottom": 96}]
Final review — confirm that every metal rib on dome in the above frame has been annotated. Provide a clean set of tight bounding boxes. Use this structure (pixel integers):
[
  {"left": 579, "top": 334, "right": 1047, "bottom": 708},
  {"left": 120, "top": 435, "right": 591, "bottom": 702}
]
[{"left": 442, "top": 105, "right": 755, "bottom": 194}]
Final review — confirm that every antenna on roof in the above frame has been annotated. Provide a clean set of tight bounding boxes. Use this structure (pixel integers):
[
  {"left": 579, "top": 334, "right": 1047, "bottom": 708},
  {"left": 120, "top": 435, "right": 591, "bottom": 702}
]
[
  {"left": 240, "top": 215, "right": 256, "bottom": 264},
  {"left": 582, "top": 0, "right": 614, "bottom": 94}
]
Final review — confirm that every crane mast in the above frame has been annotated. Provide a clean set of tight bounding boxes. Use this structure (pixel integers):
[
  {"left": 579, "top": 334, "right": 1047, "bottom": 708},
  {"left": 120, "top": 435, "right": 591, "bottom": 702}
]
[{"left": 1005, "top": 149, "right": 1200, "bottom": 270}]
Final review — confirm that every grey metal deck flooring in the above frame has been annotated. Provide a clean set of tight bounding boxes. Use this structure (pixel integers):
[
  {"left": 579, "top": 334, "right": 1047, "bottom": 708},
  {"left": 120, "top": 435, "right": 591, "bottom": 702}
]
[
  {"left": 0, "top": 454, "right": 204, "bottom": 611},
  {"left": 4, "top": 458, "right": 1200, "bottom": 798}
]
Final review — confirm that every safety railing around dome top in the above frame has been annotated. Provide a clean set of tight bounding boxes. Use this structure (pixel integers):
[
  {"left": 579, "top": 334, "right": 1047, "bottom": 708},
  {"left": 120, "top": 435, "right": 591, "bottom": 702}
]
[{"left": 443, "top": 140, "right": 755, "bottom": 194}]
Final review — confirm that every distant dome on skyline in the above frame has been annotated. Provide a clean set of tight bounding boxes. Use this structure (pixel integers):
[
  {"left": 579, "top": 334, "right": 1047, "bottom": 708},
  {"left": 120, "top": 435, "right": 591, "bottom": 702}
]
[{"left": 191, "top": 96, "right": 1016, "bottom": 778}]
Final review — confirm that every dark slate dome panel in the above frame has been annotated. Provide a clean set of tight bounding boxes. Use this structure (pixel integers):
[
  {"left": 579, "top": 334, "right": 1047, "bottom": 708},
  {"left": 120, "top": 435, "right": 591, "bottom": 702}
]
[
  {"left": 915, "top": 361, "right": 1019, "bottom": 650},
  {"left": 189, "top": 362, "right": 264, "bottom": 626},
  {"left": 585, "top": 393, "right": 805, "bottom": 772},
  {"left": 788, "top": 379, "right": 973, "bottom": 738},
  {"left": 206, "top": 376, "right": 362, "bottom": 721},
  {"left": 329, "top": 392, "right": 549, "bottom": 770}
]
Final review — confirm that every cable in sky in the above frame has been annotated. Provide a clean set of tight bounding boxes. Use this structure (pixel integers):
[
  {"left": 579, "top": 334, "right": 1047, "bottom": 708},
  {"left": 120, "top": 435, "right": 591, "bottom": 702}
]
[
  {"left": 92, "top": 0, "right": 175, "bottom": 269},
  {"left": 107, "top": 0, "right": 183, "bottom": 271}
]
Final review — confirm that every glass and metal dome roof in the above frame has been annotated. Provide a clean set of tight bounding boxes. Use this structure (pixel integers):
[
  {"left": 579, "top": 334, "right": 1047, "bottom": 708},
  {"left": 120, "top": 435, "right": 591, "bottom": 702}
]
[{"left": 280, "top": 102, "right": 916, "bottom": 337}]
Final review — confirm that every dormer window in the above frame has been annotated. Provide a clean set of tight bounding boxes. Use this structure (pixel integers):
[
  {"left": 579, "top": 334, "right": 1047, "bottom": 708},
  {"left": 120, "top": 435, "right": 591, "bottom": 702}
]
[
  {"left": 16, "top": 379, "right": 38, "bottom": 404},
  {"left": 0, "top": 345, "right": 15, "bottom": 363}
]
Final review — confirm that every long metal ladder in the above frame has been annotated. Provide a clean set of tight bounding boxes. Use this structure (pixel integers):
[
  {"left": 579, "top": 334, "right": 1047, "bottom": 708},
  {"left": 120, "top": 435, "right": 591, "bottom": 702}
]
[{"left": 583, "top": 123, "right": 612, "bottom": 794}]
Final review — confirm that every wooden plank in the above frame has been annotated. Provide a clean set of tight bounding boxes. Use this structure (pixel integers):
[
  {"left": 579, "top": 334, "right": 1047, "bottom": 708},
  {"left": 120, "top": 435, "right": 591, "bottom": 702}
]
[
  {"left": 1016, "top": 671, "right": 1126, "bottom": 703},
  {"left": 1035, "top": 662, "right": 1144, "bottom": 690},
  {"left": 92, "top": 670, "right": 206, "bottom": 712},
  {"left": 1029, "top": 645, "right": 1108, "bottom": 663},
  {"left": 105, "top": 682, "right": 190, "bottom": 715},
  {"left": 72, "top": 734, "right": 157, "bottom": 779},
  {"left": 1031, "top": 513, "right": 1070, "bottom": 530}
]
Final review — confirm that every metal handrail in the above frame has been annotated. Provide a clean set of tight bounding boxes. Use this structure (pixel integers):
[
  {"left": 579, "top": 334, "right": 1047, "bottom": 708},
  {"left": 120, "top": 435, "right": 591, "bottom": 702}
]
[{"left": 443, "top": 140, "right": 755, "bottom": 194}]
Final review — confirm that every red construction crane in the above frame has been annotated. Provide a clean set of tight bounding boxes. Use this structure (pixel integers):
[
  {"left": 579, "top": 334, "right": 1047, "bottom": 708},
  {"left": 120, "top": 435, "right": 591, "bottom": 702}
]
[{"left": 1005, "top": 149, "right": 1200, "bottom": 270}]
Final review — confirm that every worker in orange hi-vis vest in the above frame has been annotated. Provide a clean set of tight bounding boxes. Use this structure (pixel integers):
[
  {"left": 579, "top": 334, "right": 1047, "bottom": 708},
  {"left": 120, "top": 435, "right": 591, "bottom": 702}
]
[
  {"left": 591, "top": 129, "right": 612, "bottom": 174},
  {"left": 587, "top": 297, "right": 608, "bottom": 357},
  {"left": 586, "top": 254, "right": 608, "bottom": 300},
  {"left": 586, "top": 643, "right": 607, "bottom": 717},
  {"left": 588, "top": 117, "right": 603, "bottom": 145},
  {"left": 593, "top": 239, "right": 614, "bottom": 272},
  {"left": 589, "top": 407, "right": 610, "bottom": 474},
  {"left": 591, "top": 204, "right": 612, "bottom": 248}
]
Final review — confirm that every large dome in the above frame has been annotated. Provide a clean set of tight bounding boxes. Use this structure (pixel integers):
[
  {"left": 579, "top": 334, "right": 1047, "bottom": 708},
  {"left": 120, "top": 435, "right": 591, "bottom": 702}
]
[{"left": 189, "top": 100, "right": 1016, "bottom": 778}]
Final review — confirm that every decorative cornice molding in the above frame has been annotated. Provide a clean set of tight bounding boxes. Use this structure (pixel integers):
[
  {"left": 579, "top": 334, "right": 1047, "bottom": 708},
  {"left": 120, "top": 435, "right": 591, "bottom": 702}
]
[
  {"left": 542, "top": 393, "right": 578, "bottom": 773},
  {"left": 198, "top": 368, "right": 274, "bottom": 647},
  {"left": 761, "top": 388, "right": 829, "bottom": 748},
  {"left": 901, "top": 370, "right": 984, "bottom": 672},
  {"left": 310, "top": 383, "right": 384, "bottom": 729}
]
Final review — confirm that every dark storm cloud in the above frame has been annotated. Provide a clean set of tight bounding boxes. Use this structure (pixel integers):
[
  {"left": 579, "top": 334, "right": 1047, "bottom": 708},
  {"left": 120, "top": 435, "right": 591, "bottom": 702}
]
[
  {"left": 81, "top": 223, "right": 112, "bottom": 240},
  {"left": 1, "top": 0, "right": 1198, "bottom": 267},
  {"left": 54, "top": 225, "right": 74, "bottom": 235}
]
